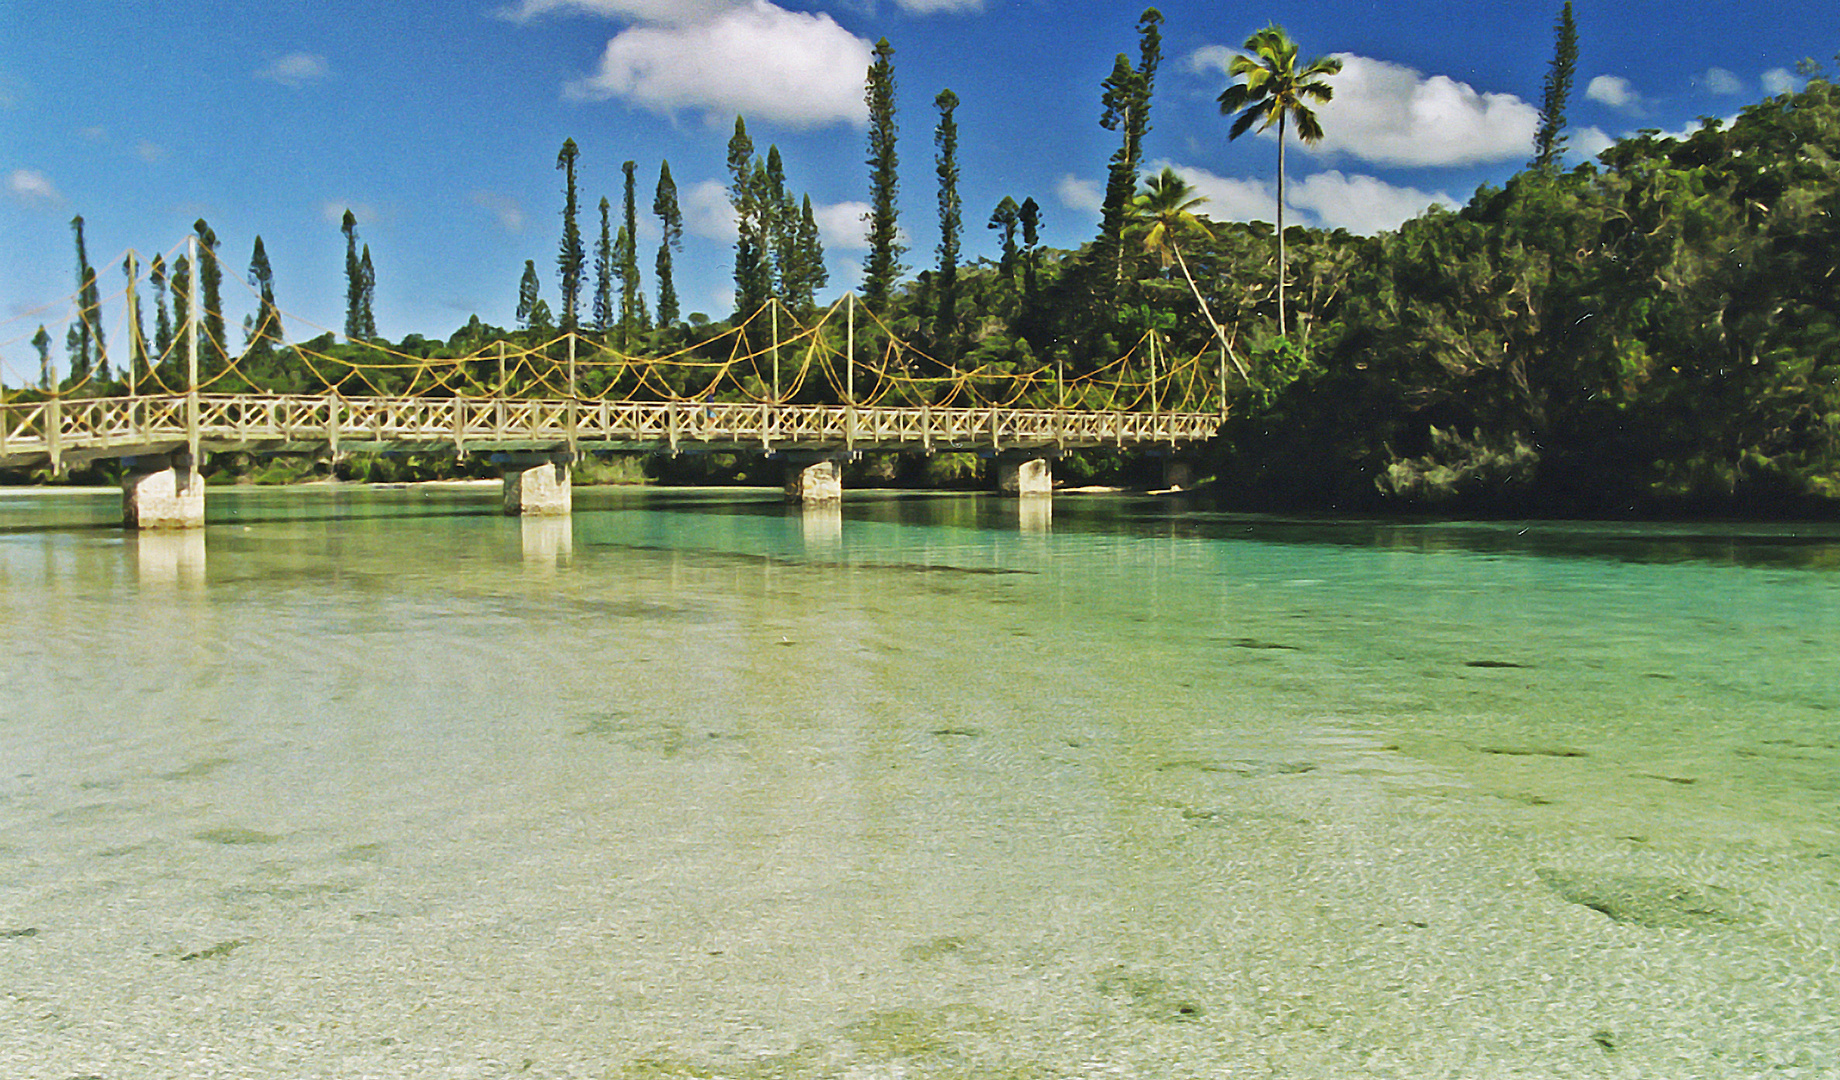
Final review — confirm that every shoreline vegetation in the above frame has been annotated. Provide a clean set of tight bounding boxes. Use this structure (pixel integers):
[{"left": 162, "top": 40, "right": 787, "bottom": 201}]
[{"left": 14, "top": 13, "right": 1838, "bottom": 522}]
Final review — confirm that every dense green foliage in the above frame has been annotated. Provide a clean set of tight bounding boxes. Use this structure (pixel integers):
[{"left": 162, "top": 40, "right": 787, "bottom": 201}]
[{"left": 1219, "top": 79, "right": 1840, "bottom": 513}]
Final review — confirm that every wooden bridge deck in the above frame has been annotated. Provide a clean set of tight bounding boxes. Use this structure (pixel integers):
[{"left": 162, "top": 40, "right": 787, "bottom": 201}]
[{"left": 1, "top": 393, "right": 1220, "bottom": 469}]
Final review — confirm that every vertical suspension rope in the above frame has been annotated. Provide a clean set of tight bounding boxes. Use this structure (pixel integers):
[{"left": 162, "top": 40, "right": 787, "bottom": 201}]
[{"left": 186, "top": 233, "right": 200, "bottom": 466}]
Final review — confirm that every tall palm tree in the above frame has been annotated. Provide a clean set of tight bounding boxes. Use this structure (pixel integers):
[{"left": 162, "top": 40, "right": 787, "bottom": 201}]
[
  {"left": 1127, "top": 167, "right": 1248, "bottom": 380},
  {"left": 1216, "top": 24, "right": 1341, "bottom": 337}
]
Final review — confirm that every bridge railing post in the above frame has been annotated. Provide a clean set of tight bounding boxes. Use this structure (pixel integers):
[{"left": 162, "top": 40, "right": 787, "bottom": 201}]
[
  {"left": 185, "top": 234, "right": 200, "bottom": 468},
  {"left": 566, "top": 331, "right": 578, "bottom": 457},
  {"left": 47, "top": 392, "right": 62, "bottom": 475}
]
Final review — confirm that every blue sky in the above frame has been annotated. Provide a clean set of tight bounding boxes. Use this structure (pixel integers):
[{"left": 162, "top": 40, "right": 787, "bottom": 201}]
[{"left": 3, "top": 1, "right": 1835, "bottom": 384}]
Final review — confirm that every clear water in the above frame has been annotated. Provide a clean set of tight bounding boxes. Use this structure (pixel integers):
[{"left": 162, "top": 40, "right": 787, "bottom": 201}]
[{"left": 2, "top": 484, "right": 1838, "bottom": 1079}]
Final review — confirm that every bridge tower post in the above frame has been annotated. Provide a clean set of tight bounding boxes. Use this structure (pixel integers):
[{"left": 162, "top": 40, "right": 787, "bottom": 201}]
[{"left": 125, "top": 236, "right": 205, "bottom": 530}]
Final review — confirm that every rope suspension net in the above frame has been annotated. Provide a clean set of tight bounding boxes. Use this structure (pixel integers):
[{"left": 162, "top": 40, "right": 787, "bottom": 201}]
[{"left": 2, "top": 244, "right": 1231, "bottom": 417}]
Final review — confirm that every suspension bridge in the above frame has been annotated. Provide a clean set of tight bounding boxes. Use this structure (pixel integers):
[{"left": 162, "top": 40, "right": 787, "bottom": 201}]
[{"left": 2, "top": 241, "right": 1227, "bottom": 527}]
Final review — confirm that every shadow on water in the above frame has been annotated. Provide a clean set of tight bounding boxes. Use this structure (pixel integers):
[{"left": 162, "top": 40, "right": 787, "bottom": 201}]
[
  {"left": 1086, "top": 492, "right": 1840, "bottom": 570},
  {"left": 10, "top": 484, "right": 1839, "bottom": 570}
]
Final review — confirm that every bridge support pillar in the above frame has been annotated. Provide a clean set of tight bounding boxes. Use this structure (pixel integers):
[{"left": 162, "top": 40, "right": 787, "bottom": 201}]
[
  {"left": 994, "top": 453, "right": 1053, "bottom": 497},
  {"left": 122, "top": 451, "right": 205, "bottom": 530},
  {"left": 1161, "top": 457, "right": 1197, "bottom": 491},
  {"left": 502, "top": 453, "right": 573, "bottom": 516},
  {"left": 782, "top": 454, "right": 844, "bottom": 505}
]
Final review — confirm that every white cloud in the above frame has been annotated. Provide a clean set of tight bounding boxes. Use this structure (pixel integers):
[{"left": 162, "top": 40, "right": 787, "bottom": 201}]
[
  {"left": 8, "top": 168, "right": 64, "bottom": 208},
  {"left": 1701, "top": 67, "right": 1744, "bottom": 95},
  {"left": 566, "top": 1, "right": 872, "bottom": 128},
  {"left": 1762, "top": 67, "right": 1804, "bottom": 95},
  {"left": 1586, "top": 74, "right": 1646, "bottom": 113},
  {"left": 1288, "top": 171, "right": 1454, "bottom": 234},
  {"left": 894, "top": 0, "right": 985, "bottom": 12},
  {"left": 79, "top": 125, "right": 108, "bottom": 143},
  {"left": 812, "top": 200, "right": 871, "bottom": 251},
  {"left": 1154, "top": 162, "right": 1272, "bottom": 223},
  {"left": 470, "top": 191, "right": 526, "bottom": 233},
  {"left": 1162, "top": 161, "right": 1450, "bottom": 235},
  {"left": 1573, "top": 125, "right": 1615, "bottom": 160},
  {"left": 257, "top": 52, "right": 331, "bottom": 88},
  {"left": 1312, "top": 55, "right": 1539, "bottom": 166},
  {"left": 1186, "top": 45, "right": 1238, "bottom": 78},
  {"left": 682, "top": 179, "right": 736, "bottom": 241},
  {"left": 1056, "top": 174, "right": 1102, "bottom": 213},
  {"left": 497, "top": 0, "right": 741, "bottom": 25},
  {"left": 136, "top": 140, "right": 171, "bottom": 164},
  {"left": 1195, "top": 49, "right": 1539, "bottom": 168}
]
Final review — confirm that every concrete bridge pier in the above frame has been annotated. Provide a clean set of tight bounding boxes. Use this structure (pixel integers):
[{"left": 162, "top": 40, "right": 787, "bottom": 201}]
[
  {"left": 994, "top": 452, "right": 1054, "bottom": 497},
  {"left": 782, "top": 453, "right": 846, "bottom": 505},
  {"left": 502, "top": 452, "right": 574, "bottom": 516},
  {"left": 1161, "top": 456, "right": 1197, "bottom": 491},
  {"left": 122, "top": 451, "right": 205, "bottom": 529}
]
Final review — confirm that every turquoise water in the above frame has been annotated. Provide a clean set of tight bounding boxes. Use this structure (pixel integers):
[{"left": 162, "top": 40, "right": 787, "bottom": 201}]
[{"left": 2, "top": 484, "right": 1838, "bottom": 1078}]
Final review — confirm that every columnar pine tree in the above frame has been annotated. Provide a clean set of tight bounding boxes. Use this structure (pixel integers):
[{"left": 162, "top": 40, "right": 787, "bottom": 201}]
[
  {"left": 727, "top": 117, "right": 771, "bottom": 318},
  {"left": 66, "top": 325, "right": 83, "bottom": 385},
  {"left": 989, "top": 197, "right": 1021, "bottom": 280},
  {"left": 653, "top": 161, "right": 682, "bottom": 327},
  {"left": 358, "top": 245, "right": 377, "bottom": 340},
  {"left": 1018, "top": 196, "right": 1042, "bottom": 306},
  {"left": 765, "top": 146, "right": 800, "bottom": 304},
  {"left": 861, "top": 38, "right": 905, "bottom": 310},
  {"left": 170, "top": 252, "right": 190, "bottom": 359},
  {"left": 193, "top": 219, "right": 225, "bottom": 373},
  {"left": 247, "top": 236, "right": 281, "bottom": 354},
  {"left": 747, "top": 159, "right": 777, "bottom": 314},
  {"left": 1531, "top": 1, "right": 1578, "bottom": 171},
  {"left": 69, "top": 215, "right": 106, "bottom": 382},
  {"left": 32, "top": 325, "right": 52, "bottom": 390},
  {"left": 593, "top": 197, "right": 614, "bottom": 334},
  {"left": 342, "top": 210, "right": 364, "bottom": 341},
  {"left": 620, "top": 160, "right": 642, "bottom": 343},
  {"left": 783, "top": 195, "right": 827, "bottom": 314},
  {"left": 933, "top": 88, "right": 962, "bottom": 362},
  {"left": 150, "top": 254, "right": 172, "bottom": 359},
  {"left": 517, "top": 260, "right": 541, "bottom": 330},
  {"left": 556, "top": 138, "right": 584, "bottom": 332},
  {"left": 1095, "top": 9, "right": 1162, "bottom": 286}
]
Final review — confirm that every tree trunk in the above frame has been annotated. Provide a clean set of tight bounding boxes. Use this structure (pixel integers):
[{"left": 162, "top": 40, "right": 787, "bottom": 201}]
[
  {"left": 1277, "top": 112, "right": 1288, "bottom": 338},
  {"left": 1171, "top": 243, "right": 1249, "bottom": 381}
]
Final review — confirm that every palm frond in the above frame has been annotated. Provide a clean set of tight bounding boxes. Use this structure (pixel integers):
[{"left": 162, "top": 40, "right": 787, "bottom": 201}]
[
  {"left": 1293, "top": 108, "right": 1326, "bottom": 144},
  {"left": 1228, "top": 106, "right": 1265, "bottom": 140}
]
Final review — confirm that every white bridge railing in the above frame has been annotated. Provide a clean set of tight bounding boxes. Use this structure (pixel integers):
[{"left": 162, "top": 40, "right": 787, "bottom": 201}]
[{"left": 1, "top": 393, "right": 1221, "bottom": 469}]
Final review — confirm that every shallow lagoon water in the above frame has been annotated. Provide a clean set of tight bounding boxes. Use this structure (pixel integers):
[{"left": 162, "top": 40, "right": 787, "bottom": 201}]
[{"left": 2, "top": 485, "right": 1838, "bottom": 1078}]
